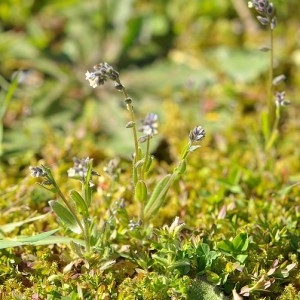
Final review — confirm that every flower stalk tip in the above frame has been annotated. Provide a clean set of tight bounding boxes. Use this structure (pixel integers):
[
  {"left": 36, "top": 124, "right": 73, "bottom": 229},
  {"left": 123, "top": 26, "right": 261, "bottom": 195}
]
[
  {"left": 68, "top": 157, "right": 99, "bottom": 181},
  {"left": 189, "top": 126, "right": 206, "bottom": 143},
  {"left": 29, "top": 166, "right": 47, "bottom": 178},
  {"left": 139, "top": 113, "right": 158, "bottom": 138},
  {"left": 85, "top": 62, "right": 121, "bottom": 89}
]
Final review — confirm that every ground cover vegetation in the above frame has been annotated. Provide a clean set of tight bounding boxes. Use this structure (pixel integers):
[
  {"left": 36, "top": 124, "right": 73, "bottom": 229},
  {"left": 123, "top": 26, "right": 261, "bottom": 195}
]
[{"left": 0, "top": 0, "right": 299, "bottom": 299}]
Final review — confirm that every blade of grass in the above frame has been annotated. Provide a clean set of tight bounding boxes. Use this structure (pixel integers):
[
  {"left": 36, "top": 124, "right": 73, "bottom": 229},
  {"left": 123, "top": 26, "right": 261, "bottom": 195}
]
[{"left": 0, "top": 73, "right": 19, "bottom": 156}]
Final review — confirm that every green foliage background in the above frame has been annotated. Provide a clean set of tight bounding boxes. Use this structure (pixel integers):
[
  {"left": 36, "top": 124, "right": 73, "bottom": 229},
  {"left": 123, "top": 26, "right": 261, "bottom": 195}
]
[{"left": 0, "top": 0, "right": 300, "bottom": 299}]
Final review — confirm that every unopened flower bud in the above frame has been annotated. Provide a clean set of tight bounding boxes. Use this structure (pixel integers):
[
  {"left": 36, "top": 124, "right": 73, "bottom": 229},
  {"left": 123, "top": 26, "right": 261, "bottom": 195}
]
[
  {"left": 124, "top": 97, "right": 132, "bottom": 104},
  {"left": 29, "top": 166, "right": 47, "bottom": 178},
  {"left": 189, "top": 126, "right": 206, "bottom": 143}
]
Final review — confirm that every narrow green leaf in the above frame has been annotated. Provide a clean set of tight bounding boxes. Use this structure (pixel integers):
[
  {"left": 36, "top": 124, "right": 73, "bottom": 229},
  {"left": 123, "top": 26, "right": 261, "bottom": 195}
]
[
  {"left": 176, "top": 160, "right": 187, "bottom": 175},
  {"left": 70, "top": 190, "right": 88, "bottom": 215},
  {"left": 86, "top": 186, "right": 92, "bottom": 208},
  {"left": 16, "top": 228, "right": 59, "bottom": 243},
  {"left": 144, "top": 155, "right": 153, "bottom": 173},
  {"left": 99, "top": 260, "right": 116, "bottom": 271},
  {"left": 32, "top": 236, "right": 85, "bottom": 247},
  {"left": 132, "top": 160, "right": 138, "bottom": 186},
  {"left": 84, "top": 160, "right": 94, "bottom": 207},
  {"left": 0, "top": 72, "right": 19, "bottom": 119},
  {"left": 0, "top": 73, "right": 19, "bottom": 155},
  {"left": 49, "top": 200, "right": 82, "bottom": 234},
  {"left": 0, "top": 235, "right": 84, "bottom": 250},
  {"left": 261, "top": 111, "right": 270, "bottom": 142},
  {"left": 266, "top": 129, "right": 278, "bottom": 151},
  {"left": 180, "top": 143, "right": 190, "bottom": 160},
  {"left": 278, "top": 182, "right": 300, "bottom": 197},
  {"left": 232, "top": 233, "right": 249, "bottom": 252},
  {"left": 0, "top": 214, "right": 48, "bottom": 233},
  {"left": 0, "top": 240, "right": 23, "bottom": 249},
  {"left": 169, "top": 260, "right": 190, "bottom": 269},
  {"left": 0, "top": 229, "right": 59, "bottom": 249},
  {"left": 135, "top": 180, "right": 148, "bottom": 203},
  {"left": 144, "top": 174, "right": 172, "bottom": 221}
]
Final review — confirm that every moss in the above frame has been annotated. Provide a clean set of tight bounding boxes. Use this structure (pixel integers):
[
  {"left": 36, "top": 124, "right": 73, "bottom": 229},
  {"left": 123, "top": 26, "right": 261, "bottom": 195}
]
[
  {"left": 277, "top": 284, "right": 299, "bottom": 300},
  {"left": 187, "top": 279, "right": 229, "bottom": 300}
]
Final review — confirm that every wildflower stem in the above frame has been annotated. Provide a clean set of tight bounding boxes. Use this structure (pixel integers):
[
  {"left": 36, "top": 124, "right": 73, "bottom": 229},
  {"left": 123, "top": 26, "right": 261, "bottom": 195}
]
[
  {"left": 118, "top": 85, "right": 140, "bottom": 166},
  {"left": 118, "top": 84, "right": 144, "bottom": 221},
  {"left": 141, "top": 136, "right": 150, "bottom": 180},
  {"left": 268, "top": 28, "right": 275, "bottom": 133},
  {"left": 82, "top": 185, "right": 91, "bottom": 253},
  {"left": 138, "top": 137, "right": 151, "bottom": 222},
  {"left": 127, "top": 103, "right": 140, "bottom": 165},
  {"left": 265, "top": 105, "right": 280, "bottom": 151}
]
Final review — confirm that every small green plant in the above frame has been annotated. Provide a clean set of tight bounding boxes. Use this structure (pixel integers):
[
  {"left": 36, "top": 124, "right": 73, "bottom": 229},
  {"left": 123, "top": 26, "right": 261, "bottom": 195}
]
[
  {"left": 25, "top": 63, "right": 205, "bottom": 257},
  {"left": 248, "top": 0, "right": 290, "bottom": 152},
  {"left": 85, "top": 62, "right": 205, "bottom": 225},
  {"left": 196, "top": 243, "right": 221, "bottom": 274},
  {"left": 149, "top": 217, "right": 191, "bottom": 275},
  {"left": 28, "top": 158, "right": 105, "bottom": 256},
  {"left": 217, "top": 232, "right": 249, "bottom": 264},
  {"left": 1, "top": 2, "right": 299, "bottom": 299},
  {"left": 240, "top": 259, "right": 296, "bottom": 297}
]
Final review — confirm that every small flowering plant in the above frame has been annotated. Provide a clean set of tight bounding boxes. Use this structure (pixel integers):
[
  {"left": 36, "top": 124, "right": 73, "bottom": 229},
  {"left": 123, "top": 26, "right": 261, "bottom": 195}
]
[
  {"left": 248, "top": 0, "right": 277, "bottom": 30},
  {"left": 30, "top": 157, "right": 100, "bottom": 255},
  {"left": 85, "top": 62, "right": 205, "bottom": 225},
  {"left": 30, "top": 62, "right": 205, "bottom": 257},
  {"left": 248, "top": 0, "right": 290, "bottom": 152}
]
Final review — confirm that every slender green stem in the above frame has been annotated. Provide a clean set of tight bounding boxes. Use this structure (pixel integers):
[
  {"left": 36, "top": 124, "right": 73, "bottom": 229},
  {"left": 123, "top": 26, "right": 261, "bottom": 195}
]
[
  {"left": 138, "top": 137, "right": 151, "bottom": 222},
  {"left": 144, "top": 173, "right": 175, "bottom": 225},
  {"left": 119, "top": 85, "right": 145, "bottom": 222},
  {"left": 120, "top": 87, "right": 140, "bottom": 165},
  {"left": 82, "top": 184, "right": 91, "bottom": 253},
  {"left": 139, "top": 198, "right": 144, "bottom": 223},
  {"left": 127, "top": 103, "right": 140, "bottom": 164},
  {"left": 266, "top": 105, "right": 280, "bottom": 152},
  {"left": 141, "top": 137, "right": 150, "bottom": 180},
  {"left": 268, "top": 28, "right": 275, "bottom": 134}
]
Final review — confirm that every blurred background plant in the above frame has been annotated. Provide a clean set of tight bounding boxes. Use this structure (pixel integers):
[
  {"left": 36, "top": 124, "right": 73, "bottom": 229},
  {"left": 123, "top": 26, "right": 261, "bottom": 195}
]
[
  {"left": 0, "top": 0, "right": 299, "bottom": 165},
  {"left": 1, "top": 0, "right": 300, "bottom": 298}
]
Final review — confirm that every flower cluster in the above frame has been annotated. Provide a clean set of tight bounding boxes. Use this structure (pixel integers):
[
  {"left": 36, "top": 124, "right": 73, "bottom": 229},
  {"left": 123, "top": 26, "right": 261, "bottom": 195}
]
[
  {"left": 189, "top": 126, "right": 206, "bottom": 143},
  {"left": 85, "top": 62, "right": 121, "bottom": 89},
  {"left": 139, "top": 113, "right": 158, "bottom": 138},
  {"left": 248, "top": 0, "right": 277, "bottom": 30},
  {"left": 128, "top": 219, "right": 142, "bottom": 230},
  {"left": 29, "top": 165, "right": 53, "bottom": 185},
  {"left": 67, "top": 157, "right": 99, "bottom": 180},
  {"left": 274, "top": 91, "right": 290, "bottom": 107},
  {"left": 29, "top": 166, "right": 47, "bottom": 178}
]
